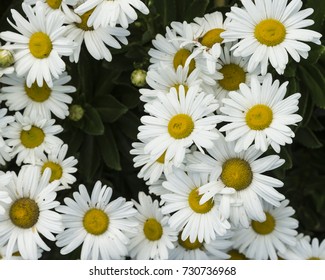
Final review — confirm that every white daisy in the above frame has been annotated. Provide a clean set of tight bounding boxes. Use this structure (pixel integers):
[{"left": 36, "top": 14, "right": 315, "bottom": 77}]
[
  {"left": 0, "top": 108, "right": 14, "bottom": 165},
  {"left": 0, "top": 3, "right": 75, "bottom": 87},
  {"left": 74, "top": 0, "right": 149, "bottom": 29},
  {"left": 56, "top": 181, "right": 138, "bottom": 259},
  {"left": 0, "top": 72, "right": 75, "bottom": 119},
  {"left": 0, "top": 166, "right": 63, "bottom": 260},
  {"left": 161, "top": 169, "right": 231, "bottom": 243},
  {"left": 218, "top": 74, "right": 302, "bottom": 153},
  {"left": 64, "top": 7, "right": 130, "bottom": 63},
  {"left": 221, "top": 0, "right": 322, "bottom": 75},
  {"left": 169, "top": 230, "right": 233, "bottom": 260},
  {"left": 232, "top": 199, "right": 298, "bottom": 260},
  {"left": 28, "top": 143, "right": 78, "bottom": 190},
  {"left": 127, "top": 192, "right": 177, "bottom": 259},
  {"left": 0, "top": 243, "right": 43, "bottom": 260},
  {"left": 187, "top": 134, "right": 285, "bottom": 226},
  {"left": 5, "top": 112, "right": 63, "bottom": 165},
  {"left": 279, "top": 234, "right": 325, "bottom": 260},
  {"left": 148, "top": 177, "right": 171, "bottom": 197},
  {"left": 0, "top": 171, "right": 12, "bottom": 215},
  {"left": 138, "top": 86, "right": 220, "bottom": 167},
  {"left": 0, "top": 45, "right": 15, "bottom": 78}
]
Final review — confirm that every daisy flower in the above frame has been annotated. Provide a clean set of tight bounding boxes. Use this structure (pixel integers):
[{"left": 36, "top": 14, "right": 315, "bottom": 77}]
[
  {"left": 214, "top": 42, "right": 262, "bottom": 105},
  {"left": 56, "top": 181, "right": 138, "bottom": 259},
  {"left": 29, "top": 143, "right": 78, "bottom": 190},
  {"left": 0, "top": 45, "right": 15, "bottom": 77},
  {"left": 0, "top": 72, "right": 75, "bottom": 119},
  {"left": 279, "top": 234, "right": 325, "bottom": 260},
  {"left": 0, "top": 108, "right": 14, "bottom": 165},
  {"left": 169, "top": 230, "right": 233, "bottom": 260},
  {"left": 221, "top": 0, "right": 322, "bottom": 75},
  {"left": 64, "top": 7, "right": 130, "bottom": 63},
  {"left": 232, "top": 199, "right": 298, "bottom": 260},
  {"left": 0, "top": 166, "right": 63, "bottom": 260},
  {"left": 74, "top": 0, "right": 149, "bottom": 29},
  {"left": 0, "top": 3, "right": 75, "bottom": 87},
  {"left": 219, "top": 74, "right": 302, "bottom": 153},
  {"left": 187, "top": 134, "right": 285, "bottom": 226},
  {"left": 5, "top": 112, "right": 63, "bottom": 165},
  {"left": 161, "top": 169, "right": 231, "bottom": 243},
  {"left": 127, "top": 192, "right": 177, "bottom": 260},
  {"left": 138, "top": 86, "right": 220, "bottom": 167},
  {"left": 0, "top": 171, "right": 12, "bottom": 215},
  {"left": 0, "top": 244, "right": 43, "bottom": 260}
]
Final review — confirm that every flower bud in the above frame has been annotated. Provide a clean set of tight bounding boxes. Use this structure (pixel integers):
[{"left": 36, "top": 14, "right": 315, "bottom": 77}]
[
  {"left": 131, "top": 69, "right": 147, "bottom": 87},
  {"left": 69, "top": 104, "right": 84, "bottom": 121},
  {"left": 0, "top": 49, "right": 15, "bottom": 68}
]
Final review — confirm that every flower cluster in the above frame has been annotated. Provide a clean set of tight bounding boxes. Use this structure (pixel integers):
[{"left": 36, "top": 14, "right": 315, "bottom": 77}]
[{"left": 0, "top": 0, "right": 324, "bottom": 260}]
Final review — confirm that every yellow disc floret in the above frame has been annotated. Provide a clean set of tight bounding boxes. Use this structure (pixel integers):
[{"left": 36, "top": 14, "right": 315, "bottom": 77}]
[
  {"left": 41, "top": 161, "right": 63, "bottom": 182},
  {"left": 173, "top": 49, "right": 196, "bottom": 75},
  {"left": 254, "top": 19, "right": 286, "bottom": 46},
  {"left": 20, "top": 126, "right": 45, "bottom": 149},
  {"left": 200, "top": 28, "right": 225, "bottom": 48},
  {"left": 221, "top": 158, "right": 253, "bottom": 191},
  {"left": 76, "top": 9, "right": 94, "bottom": 31},
  {"left": 252, "top": 212, "right": 276, "bottom": 235},
  {"left": 178, "top": 233, "right": 203, "bottom": 250},
  {"left": 218, "top": 63, "right": 246, "bottom": 91},
  {"left": 9, "top": 198, "right": 39, "bottom": 229},
  {"left": 156, "top": 151, "right": 166, "bottom": 164},
  {"left": 29, "top": 32, "right": 53, "bottom": 59},
  {"left": 228, "top": 249, "right": 248, "bottom": 260},
  {"left": 24, "top": 81, "right": 51, "bottom": 102},
  {"left": 168, "top": 114, "right": 194, "bottom": 139},
  {"left": 245, "top": 104, "right": 273, "bottom": 130},
  {"left": 143, "top": 218, "right": 163, "bottom": 241},
  {"left": 46, "top": 0, "right": 62, "bottom": 9},
  {"left": 83, "top": 208, "right": 109, "bottom": 235},
  {"left": 188, "top": 187, "right": 214, "bottom": 214}
]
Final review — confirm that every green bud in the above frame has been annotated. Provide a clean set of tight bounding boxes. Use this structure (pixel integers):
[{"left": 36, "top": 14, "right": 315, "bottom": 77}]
[
  {"left": 69, "top": 104, "right": 84, "bottom": 121},
  {"left": 0, "top": 49, "right": 15, "bottom": 68},
  {"left": 131, "top": 69, "right": 147, "bottom": 87}
]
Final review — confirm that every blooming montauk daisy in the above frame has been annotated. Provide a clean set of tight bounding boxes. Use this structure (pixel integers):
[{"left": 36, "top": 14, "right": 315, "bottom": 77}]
[
  {"left": 0, "top": 171, "right": 12, "bottom": 215},
  {"left": 232, "top": 200, "right": 298, "bottom": 260},
  {"left": 5, "top": 112, "right": 63, "bottom": 165},
  {"left": 0, "top": 72, "right": 75, "bottom": 119},
  {"left": 31, "top": 143, "right": 78, "bottom": 190},
  {"left": 0, "top": 166, "right": 63, "bottom": 260},
  {"left": 219, "top": 74, "right": 302, "bottom": 153},
  {"left": 161, "top": 169, "right": 231, "bottom": 243},
  {"left": 169, "top": 230, "right": 233, "bottom": 260},
  {"left": 56, "top": 181, "right": 138, "bottom": 259},
  {"left": 187, "top": 134, "right": 285, "bottom": 226},
  {"left": 127, "top": 192, "right": 177, "bottom": 259},
  {"left": 0, "top": 3, "right": 75, "bottom": 87},
  {"left": 221, "top": 0, "right": 322, "bottom": 75},
  {"left": 279, "top": 234, "right": 325, "bottom": 260},
  {"left": 0, "top": 108, "right": 14, "bottom": 165},
  {"left": 74, "top": 0, "right": 149, "bottom": 29},
  {"left": 64, "top": 7, "right": 130, "bottom": 63},
  {"left": 138, "top": 86, "right": 220, "bottom": 167}
]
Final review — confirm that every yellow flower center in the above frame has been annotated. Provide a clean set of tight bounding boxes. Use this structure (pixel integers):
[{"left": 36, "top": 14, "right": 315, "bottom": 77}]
[
  {"left": 245, "top": 104, "right": 273, "bottom": 130},
  {"left": 46, "top": 0, "right": 62, "bottom": 9},
  {"left": 20, "top": 126, "right": 45, "bottom": 149},
  {"left": 9, "top": 198, "right": 39, "bottom": 229},
  {"left": 173, "top": 84, "right": 189, "bottom": 96},
  {"left": 24, "top": 81, "right": 51, "bottom": 102},
  {"left": 200, "top": 28, "right": 225, "bottom": 48},
  {"left": 188, "top": 187, "right": 214, "bottom": 214},
  {"left": 156, "top": 151, "right": 166, "bottom": 164},
  {"left": 41, "top": 161, "right": 63, "bottom": 182},
  {"left": 83, "top": 208, "right": 109, "bottom": 235},
  {"left": 173, "top": 48, "right": 196, "bottom": 75},
  {"left": 228, "top": 249, "right": 248, "bottom": 260},
  {"left": 221, "top": 158, "right": 253, "bottom": 191},
  {"left": 143, "top": 218, "right": 163, "bottom": 241},
  {"left": 29, "top": 32, "right": 53, "bottom": 59},
  {"left": 178, "top": 233, "right": 203, "bottom": 250},
  {"left": 308, "top": 257, "right": 321, "bottom": 260},
  {"left": 252, "top": 212, "right": 276, "bottom": 235},
  {"left": 76, "top": 9, "right": 94, "bottom": 31},
  {"left": 218, "top": 63, "right": 246, "bottom": 91},
  {"left": 254, "top": 19, "right": 286, "bottom": 46},
  {"left": 168, "top": 114, "right": 194, "bottom": 139}
]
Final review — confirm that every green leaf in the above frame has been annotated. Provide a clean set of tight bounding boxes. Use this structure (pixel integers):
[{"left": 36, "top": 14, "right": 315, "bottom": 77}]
[
  {"left": 303, "top": 45, "right": 325, "bottom": 65},
  {"left": 283, "top": 61, "right": 297, "bottom": 78},
  {"left": 113, "top": 84, "right": 140, "bottom": 109},
  {"left": 279, "top": 146, "right": 293, "bottom": 170},
  {"left": 83, "top": 104, "right": 105, "bottom": 135},
  {"left": 116, "top": 111, "right": 140, "bottom": 140},
  {"left": 153, "top": 0, "right": 177, "bottom": 26},
  {"left": 295, "top": 127, "right": 323, "bottom": 149},
  {"left": 308, "top": 115, "right": 325, "bottom": 131},
  {"left": 98, "top": 126, "right": 121, "bottom": 171},
  {"left": 94, "top": 95, "right": 128, "bottom": 123},
  {"left": 184, "top": 0, "right": 209, "bottom": 22},
  {"left": 61, "top": 128, "right": 84, "bottom": 155}
]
